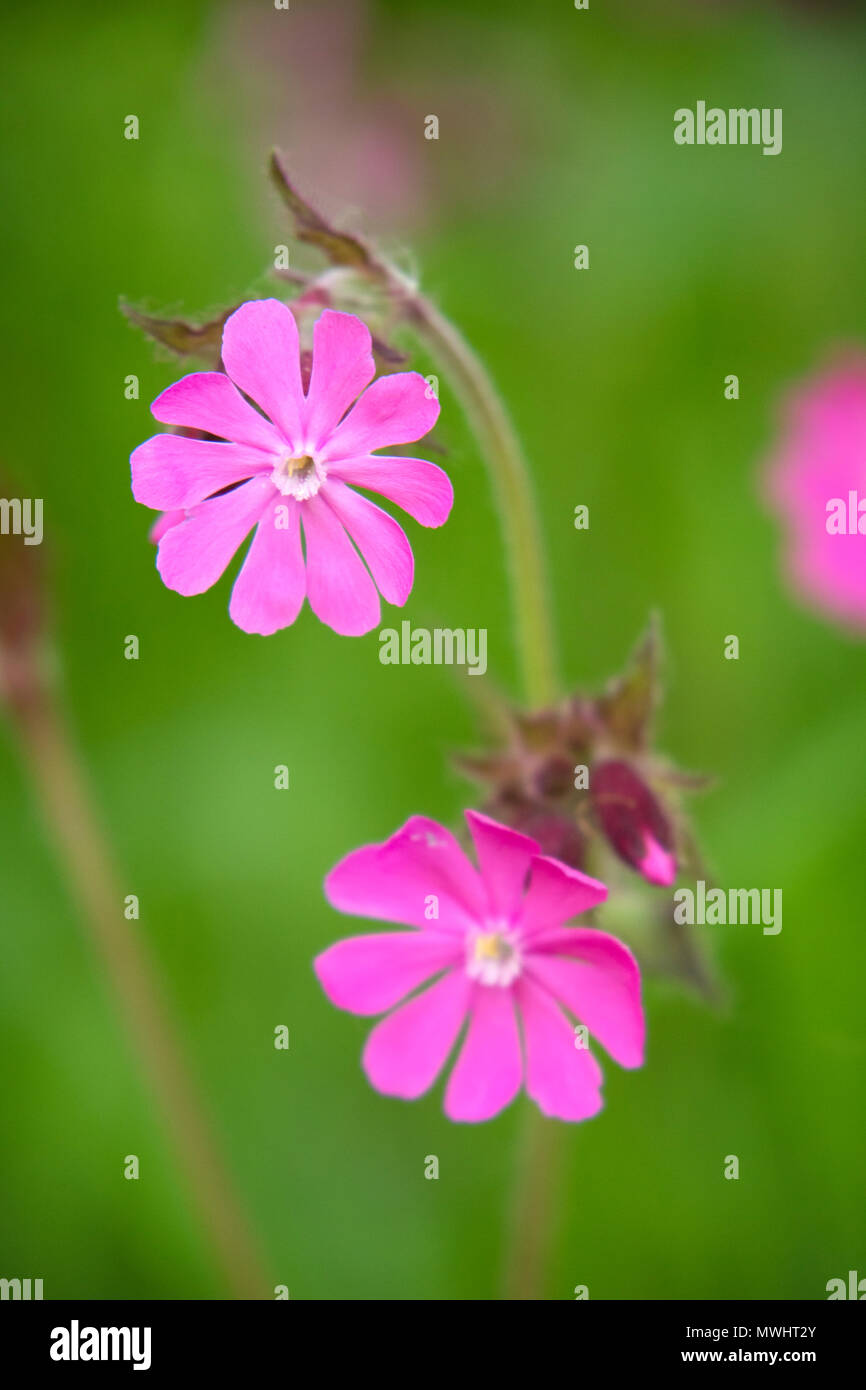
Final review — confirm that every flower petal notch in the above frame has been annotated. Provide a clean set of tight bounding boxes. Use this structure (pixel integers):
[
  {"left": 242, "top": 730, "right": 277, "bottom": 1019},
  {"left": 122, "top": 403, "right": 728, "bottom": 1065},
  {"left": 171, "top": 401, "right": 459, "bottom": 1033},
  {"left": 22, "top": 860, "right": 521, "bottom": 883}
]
[
  {"left": 130, "top": 299, "right": 452, "bottom": 636},
  {"left": 315, "top": 810, "right": 644, "bottom": 1123}
]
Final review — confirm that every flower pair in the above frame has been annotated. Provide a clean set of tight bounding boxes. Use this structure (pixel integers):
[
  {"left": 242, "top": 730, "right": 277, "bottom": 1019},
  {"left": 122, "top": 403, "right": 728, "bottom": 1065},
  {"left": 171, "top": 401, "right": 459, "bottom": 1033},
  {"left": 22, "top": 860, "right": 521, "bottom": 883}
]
[{"left": 130, "top": 299, "right": 646, "bottom": 1125}]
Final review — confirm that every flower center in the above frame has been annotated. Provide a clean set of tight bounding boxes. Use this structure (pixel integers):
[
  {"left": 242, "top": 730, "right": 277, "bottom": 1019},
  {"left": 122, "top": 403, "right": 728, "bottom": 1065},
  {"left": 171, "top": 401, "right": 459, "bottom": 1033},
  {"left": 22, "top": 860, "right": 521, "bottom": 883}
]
[
  {"left": 271, "top": 453, "right": 325, "bottom": 501},
  {"left": 466, "top": 927, "right": 522, "bottom": 987}
]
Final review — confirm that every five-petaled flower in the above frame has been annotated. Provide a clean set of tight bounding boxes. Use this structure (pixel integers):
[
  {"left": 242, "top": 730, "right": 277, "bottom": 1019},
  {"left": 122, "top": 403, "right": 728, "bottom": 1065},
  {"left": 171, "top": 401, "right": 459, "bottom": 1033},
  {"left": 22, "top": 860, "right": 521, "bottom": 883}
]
[
  {"left": 131, "top": 299, "right": 451, "bottom": 635},
  {"left": 315, "top": 809, "right": 645, "bottom": 1123}
]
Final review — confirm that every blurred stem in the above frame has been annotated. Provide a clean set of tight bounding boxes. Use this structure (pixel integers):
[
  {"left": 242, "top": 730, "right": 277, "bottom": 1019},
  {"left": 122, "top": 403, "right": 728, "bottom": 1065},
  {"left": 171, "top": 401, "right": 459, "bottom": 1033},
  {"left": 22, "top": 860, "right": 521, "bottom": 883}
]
[
  {"left": 502, "top": 1116, "right": 564, "bottom": 1300},
  {"left": 401, "top": 291, "right": 559, "bottom": 709},
  {"left": 12, "top": 689, "right": 271, "bottom": 1300}
]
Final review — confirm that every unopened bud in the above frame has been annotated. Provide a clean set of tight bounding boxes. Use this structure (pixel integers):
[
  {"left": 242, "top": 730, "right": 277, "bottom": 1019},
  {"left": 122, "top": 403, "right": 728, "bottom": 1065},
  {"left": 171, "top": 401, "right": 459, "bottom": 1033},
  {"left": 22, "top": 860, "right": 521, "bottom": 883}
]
[{"left": 592, "top": 759, "right": 676, "bottom": 887}]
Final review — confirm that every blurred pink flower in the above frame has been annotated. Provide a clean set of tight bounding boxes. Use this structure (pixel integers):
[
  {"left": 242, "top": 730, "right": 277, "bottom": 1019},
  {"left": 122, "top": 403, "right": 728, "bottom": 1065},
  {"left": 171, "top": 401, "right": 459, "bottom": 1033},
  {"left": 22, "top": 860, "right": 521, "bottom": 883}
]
[
  {"left": 315, "top": 810, "right": 645, "bottom": 1123},
  {"left": 217, "top": 0, "right": 428, "bottom": 235},
  {"left": 765, "top": 355, "right": 866, "bottom": 632},
  {"left": 210, "top": 0, "right": 535, "bottom": 239},
  {"left": 131, "top": 300, "right": 450, "bottom": 636}
]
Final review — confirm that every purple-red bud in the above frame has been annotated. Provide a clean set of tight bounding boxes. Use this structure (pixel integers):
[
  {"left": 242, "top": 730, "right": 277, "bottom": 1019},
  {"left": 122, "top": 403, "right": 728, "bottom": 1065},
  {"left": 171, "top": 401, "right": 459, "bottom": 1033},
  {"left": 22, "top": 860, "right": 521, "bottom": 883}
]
[{"left": 592, "top": 758, "right": 676, "bottom": 886}]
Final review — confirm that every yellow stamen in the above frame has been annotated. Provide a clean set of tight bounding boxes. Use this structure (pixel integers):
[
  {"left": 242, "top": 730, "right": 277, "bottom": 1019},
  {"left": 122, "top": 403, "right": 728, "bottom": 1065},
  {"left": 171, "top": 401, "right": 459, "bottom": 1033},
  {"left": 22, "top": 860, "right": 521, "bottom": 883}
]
[{"left": 474, "top": 932, "right": 508, "bottom": 962}]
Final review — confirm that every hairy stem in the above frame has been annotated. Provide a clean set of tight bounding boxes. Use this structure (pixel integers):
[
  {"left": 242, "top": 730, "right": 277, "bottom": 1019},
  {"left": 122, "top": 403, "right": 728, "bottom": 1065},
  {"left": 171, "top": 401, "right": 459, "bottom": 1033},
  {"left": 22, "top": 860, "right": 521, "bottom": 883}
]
[
  {"left": 13, "top": 692, "right": 272, "bottom": 1300},
  {"left": 402, "top": 292, "right": 559, "bottom": 710}
]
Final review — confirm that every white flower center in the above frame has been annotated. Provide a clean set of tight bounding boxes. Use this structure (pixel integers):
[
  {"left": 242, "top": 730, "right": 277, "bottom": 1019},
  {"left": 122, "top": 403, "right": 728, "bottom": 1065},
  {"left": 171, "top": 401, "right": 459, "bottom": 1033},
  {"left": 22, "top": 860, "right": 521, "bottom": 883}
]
[
  {"left": 466, "top": 927, "right": 522, "bottom": 987},
  {"left": 271, "top": 452, "right": 326, "bottom": 501}
]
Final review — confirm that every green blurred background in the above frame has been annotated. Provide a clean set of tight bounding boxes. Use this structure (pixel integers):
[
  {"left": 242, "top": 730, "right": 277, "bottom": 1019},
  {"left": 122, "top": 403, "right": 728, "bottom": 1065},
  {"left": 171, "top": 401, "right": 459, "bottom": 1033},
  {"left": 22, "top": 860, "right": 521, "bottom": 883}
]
[{"left": 1, "top": 0, "right": 864, "bottom": 1300}]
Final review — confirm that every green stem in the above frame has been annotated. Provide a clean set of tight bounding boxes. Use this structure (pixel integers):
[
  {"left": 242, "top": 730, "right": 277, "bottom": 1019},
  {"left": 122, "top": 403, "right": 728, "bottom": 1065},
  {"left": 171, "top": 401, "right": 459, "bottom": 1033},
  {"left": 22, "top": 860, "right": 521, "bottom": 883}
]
[
  {"left": 403, "top": 292, "right": 559, "bottom": 709},
  {"left": 402, "top": 286, "right": 563, "bottom": 1298},
  {"left": 502, "top": 1116, "right": 564, "bottom": 1300}
]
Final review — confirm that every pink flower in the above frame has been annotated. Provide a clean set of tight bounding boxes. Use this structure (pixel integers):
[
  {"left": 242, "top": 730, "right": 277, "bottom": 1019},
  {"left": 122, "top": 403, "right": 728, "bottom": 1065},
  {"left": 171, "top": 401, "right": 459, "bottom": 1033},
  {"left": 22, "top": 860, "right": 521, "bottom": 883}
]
[
  {"left": 765, "top": 354, "right": 866, "bottom": 633},
  {"left": 315, "top": 810, "right": 645, "bottom": 1123},
  {"left": 131, "top": 300, "right": 451, "bottom": 635}
]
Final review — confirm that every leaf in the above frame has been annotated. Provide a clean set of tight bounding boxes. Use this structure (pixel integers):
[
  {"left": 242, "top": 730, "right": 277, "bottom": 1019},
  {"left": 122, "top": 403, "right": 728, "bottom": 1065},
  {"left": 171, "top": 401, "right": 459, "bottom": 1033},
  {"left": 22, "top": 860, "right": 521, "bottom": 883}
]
[
  {"left": 371, "top": 334, "right": 410, "bottom": 373},
  {"left": 595, "top": 613, "right": 662, "bottom": 751},
  {"left": 655, "top": 763, "right": 715, "bottom": 793},
  {"left": 511, "top": 705, "right": 562, "bottom": 752},
  {"left": 452, "top": 750, "right": 521, "bottom": 788},
  {"left": 655, "top": 898, "right": 721, "bottom": 1003},
  {"left": 269, "top": 151, "right": 385, "bottom": 277},
  {"left": 121, "top": 303, "right": 235, "bottom": 367}
]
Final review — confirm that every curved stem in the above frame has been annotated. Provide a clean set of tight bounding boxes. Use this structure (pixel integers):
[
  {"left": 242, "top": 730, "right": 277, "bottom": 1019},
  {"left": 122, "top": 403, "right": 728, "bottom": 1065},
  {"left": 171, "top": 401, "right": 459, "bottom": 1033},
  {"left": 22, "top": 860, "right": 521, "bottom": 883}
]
[
  {"left": 13, "top": 691, "right": 272, "bottom": 1300},
  {"left": 403, "top": 293, "right": 559, "bottom": 709}
]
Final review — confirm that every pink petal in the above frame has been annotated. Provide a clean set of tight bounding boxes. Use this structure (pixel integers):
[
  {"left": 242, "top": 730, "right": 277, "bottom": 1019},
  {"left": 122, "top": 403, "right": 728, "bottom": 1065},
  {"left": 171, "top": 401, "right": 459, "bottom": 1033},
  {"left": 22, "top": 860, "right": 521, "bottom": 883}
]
[
  {"left": 785, "top": 533, "right": 866, "bottom": 630},
  {"left": 314, "top": 931, "right": 462, "bottom": 1016},
  {"left": 520, "top": 854, "right": 608, "bottom": 939},
  {"left": 228, "top": 496, "right": 306, "bottom": 635},
  {"left": 638, "top": 834, "right": 677, "bottom": 887},
  {"left": 525, "top": 929, "right": 644, "bottom": 1069},
  {"left": 516, "top": 976, "right": 603, "bottom": 1122},
  {"left": 325, "top": 815, "right": 487, "bottom": 934},
  {"left": 327, "top": 454, "right": 453, "bottom": 527},
  {"left": 156, "top": 476, "right": 273, "bottom": 596},
  {"left": 151, "top": 372, "right": 283, "bottom": 452},
  {"left": 300, "top": 493, "right": 381, "bottom": 635},
  {"left": 444, "top": 986, "right": 523, "bottom": 1122},
  {"left": 362, "top": 969, "right": 470, "bottom": 1100},
  {"left": 304, "top": 311, "right": 375, "bottom": 449},
  {"left": 221, "top": 299, "right": 305, "bottom": 448},
  {"left": 149, "top": 510, "right": 185, "bottom": 544},
  {"left": 464, "top": 810, "right": 539, "bottom": 920},
  {"left": 321, "top": 480, "right": 413, "bottom": 606},
  {"left": 131, "top": 434, "right": 271, "bottom": 511},
  {"left": 320, "top": 372, "right": 440, "bottom": 462}
]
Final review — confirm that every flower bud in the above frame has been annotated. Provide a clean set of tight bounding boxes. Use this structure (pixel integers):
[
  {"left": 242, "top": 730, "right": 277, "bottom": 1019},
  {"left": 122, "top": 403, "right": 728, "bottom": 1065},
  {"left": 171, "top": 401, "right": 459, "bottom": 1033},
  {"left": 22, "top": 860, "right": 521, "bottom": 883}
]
[{"left": 591, "top": 759, "right": 676, "bottom": 886}]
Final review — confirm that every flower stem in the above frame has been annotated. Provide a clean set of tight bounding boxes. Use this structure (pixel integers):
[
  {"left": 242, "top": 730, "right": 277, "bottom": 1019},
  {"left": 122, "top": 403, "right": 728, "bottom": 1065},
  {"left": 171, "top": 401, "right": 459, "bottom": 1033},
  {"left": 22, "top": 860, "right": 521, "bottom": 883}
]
[
  {"left": 11, "top": 690, "right": 272, "bottom": 1300},
  {"left": 402, "top": 292, "right": 559, "bottom": 709},
  {"left": 401, "top": 287, "right": 565, "bottom": 1298},
  {"left": 502, "top": 1115, "right": 564, "bottom": 1299}
]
